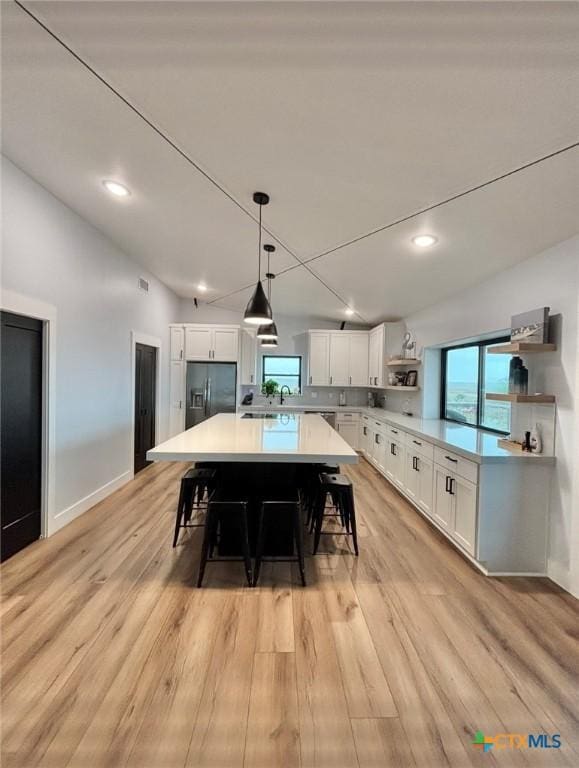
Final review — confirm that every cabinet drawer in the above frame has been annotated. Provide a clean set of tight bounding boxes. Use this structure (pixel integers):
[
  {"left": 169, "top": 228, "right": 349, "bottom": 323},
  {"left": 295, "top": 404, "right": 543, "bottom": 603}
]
[
  {"left": 406, "top": 435, "right": 434, "bottom": 460},
  {"left": 336, "top": 411, "right": 359, "bottom": 423},
  {"left": 434, "top": 447, "right": 478, "bottom": 484},
  {"left": 386, "top": 424, "right": 405, "bottom": 442}
]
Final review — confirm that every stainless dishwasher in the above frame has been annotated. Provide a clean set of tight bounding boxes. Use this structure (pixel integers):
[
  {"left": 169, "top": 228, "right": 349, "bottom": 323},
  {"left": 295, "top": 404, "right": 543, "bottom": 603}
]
[{"left": 313, "top": 411, "right": 336, "bottom": 429}]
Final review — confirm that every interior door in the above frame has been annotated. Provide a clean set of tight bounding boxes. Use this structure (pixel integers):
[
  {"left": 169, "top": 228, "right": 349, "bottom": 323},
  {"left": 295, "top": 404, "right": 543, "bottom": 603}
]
[
  {"left": 134, "top": 343, "right": 156, "bottom": 474},
  {"left": 1, "top": 312, "right": 43, "bottom": 561}
]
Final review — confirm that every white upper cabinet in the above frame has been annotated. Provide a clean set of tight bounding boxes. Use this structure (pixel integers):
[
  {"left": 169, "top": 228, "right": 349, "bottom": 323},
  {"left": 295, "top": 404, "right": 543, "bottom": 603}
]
[
  {"left": 240, "top": 328, "right": 257, "bottom": 385},
  {"left": 213, "top": 328, "right": 239, "bottom": 361},
  {"left": 329, "top": 334, "right": 350, "bottom": 386},
  {"left": 368, "top": 325, "right": 383, "bottom": 387},
  {"left": 368, "top": 321, "right": 406, "bottom": 388},
  {"left": 309, "top": 330, "right": 370, "bottom": 387},
  {"left": 349, "top": 333, "right": 369, "bottom": 386},
  {"left": 185, "top": 327, "right": 212, "bottom": 360},
  {"left": 308, "top": 332, "right": 330, "bottom": 385},
  {"left": 184, "top": 325, "right": 239, "bottom": 362},
  {"left": 170, "top": 326, "right": 184, "bottom": 362}
]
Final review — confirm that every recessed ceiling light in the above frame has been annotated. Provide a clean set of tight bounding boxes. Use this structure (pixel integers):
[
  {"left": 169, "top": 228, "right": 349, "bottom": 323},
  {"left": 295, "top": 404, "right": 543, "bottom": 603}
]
[
  {"left": 102, "top": 180, "right": 130, "bottom": 198},
  {"left": 412, "top": 234, "right": 438, "bottom": 248},
  {"left": 197, "top": 283, "right": 208, "bottom": 292},
  {"left": 345, "top": 308, "right": 355, "bottom": 316}
]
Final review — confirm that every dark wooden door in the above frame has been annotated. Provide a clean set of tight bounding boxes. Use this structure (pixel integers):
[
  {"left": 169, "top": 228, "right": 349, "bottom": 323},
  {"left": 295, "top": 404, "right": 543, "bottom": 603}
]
[
  {"left": 1, "top": 312, "right": 43, "bottom": 562},
  {"left": 134, "top": 343, "right": 156, "bottom": 474}
]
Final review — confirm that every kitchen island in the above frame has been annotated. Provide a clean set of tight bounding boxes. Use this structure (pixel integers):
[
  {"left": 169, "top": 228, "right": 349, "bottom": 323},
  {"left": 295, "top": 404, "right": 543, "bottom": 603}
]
[
  {"left": 147, "top": 412, "right": 358, "bottom": 465},
  {"left": 148, "top": 413, "right": 358, "bottom": 562}
]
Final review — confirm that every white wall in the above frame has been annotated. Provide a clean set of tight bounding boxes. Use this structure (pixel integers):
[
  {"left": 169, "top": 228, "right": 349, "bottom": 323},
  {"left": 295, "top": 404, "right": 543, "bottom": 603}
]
[
  {"left": 1, "top": 157, "right": 181, "bottom": 533},
  {"left": 404, "top": 237, "right": 579, "bottom": 596}
]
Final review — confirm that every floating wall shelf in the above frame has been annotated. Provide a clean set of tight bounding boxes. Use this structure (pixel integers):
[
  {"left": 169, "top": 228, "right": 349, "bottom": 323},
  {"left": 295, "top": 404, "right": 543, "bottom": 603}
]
[
  {"left": 486, "top": 393, "right": 555, "bottom": 404},
  {"left": 386, "top": 359, "right": 422, "bottom": 366},
  {"left": 385, "top": 385, "right": 420, "bottom": 392},
  {"left": 488, "top": 343, "right": 556, "bottom": 355}
]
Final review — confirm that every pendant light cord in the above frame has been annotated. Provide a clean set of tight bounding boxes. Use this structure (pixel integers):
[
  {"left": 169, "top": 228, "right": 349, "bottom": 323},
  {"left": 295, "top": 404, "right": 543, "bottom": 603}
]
[
  {"left": 267, "top": 247, "right": 271, "bottom": 301},
  {"left": 258, "top": 203, "right": 262, "bottom": 281}
]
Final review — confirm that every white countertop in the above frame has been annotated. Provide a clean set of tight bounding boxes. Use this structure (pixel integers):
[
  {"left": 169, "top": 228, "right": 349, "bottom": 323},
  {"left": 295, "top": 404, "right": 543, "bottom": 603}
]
[
  {"left": 148, "top": 413, "right": 359, "bottom": 464},
  {"left": 239, "top": 404, "right": 554, "bottom": 464}
]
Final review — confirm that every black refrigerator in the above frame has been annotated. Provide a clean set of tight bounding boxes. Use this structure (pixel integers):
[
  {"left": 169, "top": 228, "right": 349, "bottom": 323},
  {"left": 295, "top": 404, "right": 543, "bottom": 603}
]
[{"left": 185, "top": 362, "right": 237, "bottom": 429}]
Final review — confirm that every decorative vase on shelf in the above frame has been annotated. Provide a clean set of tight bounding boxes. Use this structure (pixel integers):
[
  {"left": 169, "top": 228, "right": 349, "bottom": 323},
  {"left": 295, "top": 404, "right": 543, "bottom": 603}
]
[
  {"left": 530, "top": 423, "right": 543, "bottom": 453},
  {"left": 510, "top": 358, "right": 529, "bottom": 394}
]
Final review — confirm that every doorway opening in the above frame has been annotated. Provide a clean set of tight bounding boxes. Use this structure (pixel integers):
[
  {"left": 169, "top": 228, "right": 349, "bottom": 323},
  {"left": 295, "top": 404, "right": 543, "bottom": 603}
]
[
  {"left": 134, "top": 342, "right": 157, "bottom": 474},
  {"left": 1, "top": 311, "right": 43, "bottom": 561}
]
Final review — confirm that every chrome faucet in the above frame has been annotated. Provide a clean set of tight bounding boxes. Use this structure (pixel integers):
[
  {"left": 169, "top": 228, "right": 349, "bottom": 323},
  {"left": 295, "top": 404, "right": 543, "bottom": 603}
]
[{"left": 280, "top": 385, "right": 291, "bottom": 405}]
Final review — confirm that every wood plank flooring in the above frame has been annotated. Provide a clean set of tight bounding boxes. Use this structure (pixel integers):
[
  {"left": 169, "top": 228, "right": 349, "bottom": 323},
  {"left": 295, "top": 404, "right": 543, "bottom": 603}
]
[{"left": 1, "top": 457, "right": 578, "bottom": 767}]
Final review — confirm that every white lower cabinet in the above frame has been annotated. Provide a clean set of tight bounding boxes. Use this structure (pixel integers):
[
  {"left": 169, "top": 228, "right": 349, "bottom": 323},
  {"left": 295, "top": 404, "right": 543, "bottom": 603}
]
[
  {"left": 169, "top": 360, "right": 185, "bottom": 437},
  {"left": 405, "top": 450, "right": 434, "bottom": 517},
  {"left": 359, "top": 413, "right": 551, "bottom": 575},
  {"left": 360, "top": 418, "right": 370, "bottom": 456},
  {"left": 433, "top": 465, "right": 454, "bottom": 533},
  {"left": 451, "top": 474, "right": 477, "bottom": 555},
  {"left": 433, "top": 464, "right": 477, "bottom": 556},
  {"left": 385, "top": 436, "right": 405, "bottom": 490}
]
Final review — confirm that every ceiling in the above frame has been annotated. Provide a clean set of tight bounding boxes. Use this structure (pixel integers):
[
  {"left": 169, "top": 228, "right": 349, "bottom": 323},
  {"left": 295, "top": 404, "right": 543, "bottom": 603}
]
[{"left": 2, "top": 1, "right": 578, "bottom": 324}]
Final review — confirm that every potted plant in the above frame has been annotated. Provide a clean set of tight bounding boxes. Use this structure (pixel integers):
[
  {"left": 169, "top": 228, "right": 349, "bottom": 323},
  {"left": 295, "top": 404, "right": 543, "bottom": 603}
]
[{"left": 261, "top": 379, "right": 279, "bottom": 405}]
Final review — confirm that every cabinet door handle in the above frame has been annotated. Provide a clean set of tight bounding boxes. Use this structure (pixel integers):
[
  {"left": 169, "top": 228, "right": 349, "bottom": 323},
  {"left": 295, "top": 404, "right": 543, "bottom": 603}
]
[
  {"left": 391, "top": 429, "right": 398, "bottom": 434},
  {"left": 413, "top": 456, "right": 419, "bottom": 471},
  {"left": 180, "top": 349, "right": 183, "bottom": 360},
  {"left": 445, "top": 475, "right": 453, "bottom": 493},
  {"left": 179, "top": 400, "right": 182, "bottom": 409},
  {"left": 449, "top": 478, "right": 455, "bottom": 495},
  {"left": 412, "top": 439, "right": 421, "bottom": 446},
  {"left": 309, "top": 376, "right": 312, "bottom": 384},
  {"left": 363, "top": 427, "right": 367, "bottom": 435},
  {"left": 374, "top": 377, "right": 378, "bottom": 385},
  {"left": 375, "top": 434, "right": 379, "bottom": 444},
  {"left": 349, "top": 376, "right": 352, "bottom": 385},
  {"left": 369, "top": 375, "right": 371, "bottom": 385},
  {"left": 330, "top": 376, "right": 333, "bottom": 385},
  {"left": 250, "top": 374, "right": 253, "bottom": 383},
  {"left": 445, "top": 455, "right": 458, "bottom": 463}
]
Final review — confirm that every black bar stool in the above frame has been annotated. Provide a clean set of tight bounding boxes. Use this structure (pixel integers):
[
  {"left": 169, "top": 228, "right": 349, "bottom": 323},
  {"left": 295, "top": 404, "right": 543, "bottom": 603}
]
[
  {"left": 197, "top": 498, "right": 253, "bottom": 588},
  {"left": 313, "top": 473, "right": 359, "bottom": 556},
  {"left": 253, "top": 494, "right": 306, "bottom": 588},
  {"left": 307, "top": 464, "right": 345, "bottom": 533},
  {"left": 302, "top": 463, "right": 341, "bottom": 529},
  {"left": 172, "top": 468, "right": 216, "bottom": 547}
]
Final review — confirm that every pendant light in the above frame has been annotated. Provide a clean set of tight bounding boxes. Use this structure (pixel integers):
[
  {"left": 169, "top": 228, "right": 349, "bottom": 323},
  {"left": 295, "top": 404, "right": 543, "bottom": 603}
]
[
  {"left": 258, "top": 244, "right": 278, "bottom": 342},
  {"left": 244, "top": 192, "right": 273, "bottom": 325}
]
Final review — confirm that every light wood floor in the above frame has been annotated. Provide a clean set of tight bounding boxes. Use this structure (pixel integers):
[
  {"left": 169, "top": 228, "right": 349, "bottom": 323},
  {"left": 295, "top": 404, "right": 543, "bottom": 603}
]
[{"left": 2, "top": 458, "right": 578, "bottom": 768}]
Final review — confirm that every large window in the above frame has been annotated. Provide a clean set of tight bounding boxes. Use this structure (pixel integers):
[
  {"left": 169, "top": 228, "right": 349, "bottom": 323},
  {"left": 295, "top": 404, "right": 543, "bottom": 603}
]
[
  {"left": 441, "top": 338, "right": 511, "bottom": 434},
  {"left": 262, "top": 355, "right": 302, "bottom": 394}
]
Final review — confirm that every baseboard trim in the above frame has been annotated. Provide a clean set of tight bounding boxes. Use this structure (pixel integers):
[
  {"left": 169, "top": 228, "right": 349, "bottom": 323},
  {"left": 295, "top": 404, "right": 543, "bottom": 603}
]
[{"left": 49, "top": 470, "right": 132, "bottom": 536}]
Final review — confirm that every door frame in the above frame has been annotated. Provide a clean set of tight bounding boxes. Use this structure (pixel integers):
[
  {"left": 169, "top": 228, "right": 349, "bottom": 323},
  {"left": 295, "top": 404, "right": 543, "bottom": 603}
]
[
  {"left": 1, "top": 290, "right": 56, "bottom": 538},
  {"left": 130, "top": 331, "right": 161, "bottom": 477}
]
